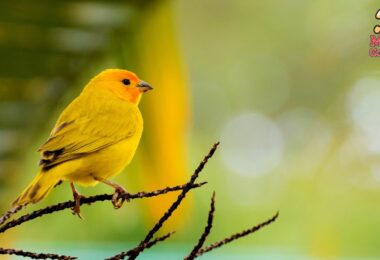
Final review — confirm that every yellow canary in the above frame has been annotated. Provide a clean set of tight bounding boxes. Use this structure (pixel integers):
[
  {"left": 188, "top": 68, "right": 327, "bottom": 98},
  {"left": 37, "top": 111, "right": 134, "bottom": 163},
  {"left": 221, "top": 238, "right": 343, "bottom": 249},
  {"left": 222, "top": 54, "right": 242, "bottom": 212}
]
[{"left": 13, "top": 69, "right": 152, "bottom": 216}]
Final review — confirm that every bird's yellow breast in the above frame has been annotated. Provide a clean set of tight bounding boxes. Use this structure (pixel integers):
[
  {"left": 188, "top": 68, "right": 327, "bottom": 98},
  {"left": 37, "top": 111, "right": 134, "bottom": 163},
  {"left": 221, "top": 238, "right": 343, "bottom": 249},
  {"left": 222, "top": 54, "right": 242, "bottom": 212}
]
[{"left": 60, "top": 132, "right": 142, "bottom": 186}]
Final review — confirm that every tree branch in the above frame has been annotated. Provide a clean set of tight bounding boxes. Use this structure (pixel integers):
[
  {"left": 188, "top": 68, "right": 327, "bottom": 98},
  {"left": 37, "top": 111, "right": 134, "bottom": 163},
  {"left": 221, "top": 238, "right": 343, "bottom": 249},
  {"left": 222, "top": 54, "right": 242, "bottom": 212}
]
[
  {"left": 195, "top": 211, "right": 279, "bottom": 257},
  {"left": 0, "top": 247, "right": 76, "bottom": 260},
  {"left": 106, "top": 231, "right": 175, "bottom": 260},
  {"left": 185, "top": 192, "right": 215, "bottom": 260},
  {"left": 0, "top": 182, "right": 206, "bottom": 234},
  {"left": 0, "top": 142, "right": 279, "bottom": 260},
  {"left": 0, "top": 205, "right": 23, "bottom": 226}
]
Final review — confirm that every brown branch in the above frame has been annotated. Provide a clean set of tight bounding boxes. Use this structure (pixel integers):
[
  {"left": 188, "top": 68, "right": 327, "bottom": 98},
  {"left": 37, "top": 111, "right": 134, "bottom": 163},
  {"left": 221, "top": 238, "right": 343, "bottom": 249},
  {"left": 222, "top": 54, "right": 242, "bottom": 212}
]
[
  {"left": 195, "top": 211, "right": 279, "bottom": 257},
  {"left": 0, "top": 247, "right": 76, "bottom": 259},
  {"left": 0, "top": 205, "right": 23, "bottom": 226},
  {"left": 0, "top": 141, "right": 279, "bottom": 260},
  {"left": 185, "top": 192, "right": 216, "bottom": 260},
  {"left": 0, "top": 182, "right": 206, "bottom": 234},
  {"left": 105, "top": 231, "right": 175, "bottom": 260},
  {"left": 141, "top": 231, "right": 175, "bottom": 252},
  {"left": 108, "top": 142, "right": 220, "bottom": 260}
]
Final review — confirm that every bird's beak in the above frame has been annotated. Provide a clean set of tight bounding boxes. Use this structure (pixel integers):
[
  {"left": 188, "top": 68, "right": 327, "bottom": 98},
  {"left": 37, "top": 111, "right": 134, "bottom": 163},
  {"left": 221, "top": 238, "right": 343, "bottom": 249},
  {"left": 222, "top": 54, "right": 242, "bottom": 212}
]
[{"left": 137, "top": 80, "right": 153, "bottom": 92}]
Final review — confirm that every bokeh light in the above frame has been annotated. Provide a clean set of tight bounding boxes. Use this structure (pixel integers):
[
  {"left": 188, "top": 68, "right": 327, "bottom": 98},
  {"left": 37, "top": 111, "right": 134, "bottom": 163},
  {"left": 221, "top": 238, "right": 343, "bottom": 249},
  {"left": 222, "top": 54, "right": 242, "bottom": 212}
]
[
  {"left": 220, "top": 112, "right": 284, "bottom": 177},
  {"left": 348, "top": 77, "right": 380, "bottom": 154}
]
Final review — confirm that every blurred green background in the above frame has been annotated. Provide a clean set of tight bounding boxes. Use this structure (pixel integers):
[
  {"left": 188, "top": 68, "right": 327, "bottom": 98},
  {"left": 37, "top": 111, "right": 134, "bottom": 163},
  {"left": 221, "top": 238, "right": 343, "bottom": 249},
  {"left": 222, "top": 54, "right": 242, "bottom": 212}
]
[{"left": 0, "top": 0, "right": 379, "bottom": 259}]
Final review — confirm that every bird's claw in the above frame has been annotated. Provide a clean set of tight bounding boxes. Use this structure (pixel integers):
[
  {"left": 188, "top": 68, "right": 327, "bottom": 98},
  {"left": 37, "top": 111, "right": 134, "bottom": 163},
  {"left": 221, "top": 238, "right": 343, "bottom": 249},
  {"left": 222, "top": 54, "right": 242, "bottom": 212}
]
[
  {"left": 71, "top": 193, "right": 86, "bottom": 219},
  {"left": 112, "top": 187, "right": 130, "bottom": 209},
  {"left": 72, "top": 208, "right": 83, "bottom": 219}
]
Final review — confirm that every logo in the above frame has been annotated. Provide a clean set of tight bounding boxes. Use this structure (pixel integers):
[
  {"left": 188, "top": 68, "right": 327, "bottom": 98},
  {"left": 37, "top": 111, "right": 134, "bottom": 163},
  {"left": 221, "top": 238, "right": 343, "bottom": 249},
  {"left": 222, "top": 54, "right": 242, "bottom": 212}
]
[{"left": 369, "top": 9, "right": 380, "bottom": 57}]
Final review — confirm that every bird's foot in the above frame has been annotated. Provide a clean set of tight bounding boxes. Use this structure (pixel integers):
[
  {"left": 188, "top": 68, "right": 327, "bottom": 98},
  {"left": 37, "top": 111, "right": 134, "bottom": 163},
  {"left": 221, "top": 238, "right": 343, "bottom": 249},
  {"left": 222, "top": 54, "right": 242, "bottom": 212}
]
[
  {"left": 72, "top": 192, "right": 87, "bottom": 219},
  {"left": 112, "top": 186, "right": 131, "bottom": 209},
  {"left": 70, "top": 182, "right": 86, "bottom": 219},
  {"left": 92, "top": 176, "right": 130, "bottom": 209}
]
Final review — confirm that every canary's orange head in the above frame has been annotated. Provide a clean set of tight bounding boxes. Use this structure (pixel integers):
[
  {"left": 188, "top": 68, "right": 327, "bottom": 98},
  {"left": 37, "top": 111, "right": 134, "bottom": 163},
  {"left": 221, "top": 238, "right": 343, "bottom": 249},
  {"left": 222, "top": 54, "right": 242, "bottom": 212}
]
[{"left": 86, "top": 69, "right": 153, "bottom": 104}]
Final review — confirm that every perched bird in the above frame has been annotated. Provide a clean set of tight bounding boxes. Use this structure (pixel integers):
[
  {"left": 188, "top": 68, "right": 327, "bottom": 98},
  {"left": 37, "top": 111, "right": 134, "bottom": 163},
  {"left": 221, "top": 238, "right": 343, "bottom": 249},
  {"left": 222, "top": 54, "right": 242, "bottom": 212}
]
[{"left": 12, "top": 69, "right": 153, "bottom": 217}]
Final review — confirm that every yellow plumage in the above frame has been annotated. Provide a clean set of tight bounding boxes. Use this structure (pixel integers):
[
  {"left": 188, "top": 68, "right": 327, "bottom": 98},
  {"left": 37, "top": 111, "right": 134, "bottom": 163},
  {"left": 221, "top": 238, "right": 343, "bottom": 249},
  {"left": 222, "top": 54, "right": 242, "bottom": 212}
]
[{"left": 13, "top": 69, "right": 152, "bottom": 211}]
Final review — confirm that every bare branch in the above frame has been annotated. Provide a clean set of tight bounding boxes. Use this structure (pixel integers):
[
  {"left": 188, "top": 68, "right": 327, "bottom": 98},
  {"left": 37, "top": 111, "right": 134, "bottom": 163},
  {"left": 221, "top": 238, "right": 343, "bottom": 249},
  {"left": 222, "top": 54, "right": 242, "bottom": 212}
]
[
  {"left": 142, "top": 231, "right": 176, "bottom": 252},
  {"left": 0, "top": 247, "right": 76, "bottom": 259},
  {"left": 108, "top": 142, "right": 220, "bottom": 260},
  {"left": 0, "top": 141, "right": 279, "bottom": 260},
  {"left": 105, "top": 232, "right": 175, "bottom": 260},
  {"left": 185, "top": 192, "right": 216, "bottom": 260},
  {"left": 0, "top": 182, "right": 206, "bottom": 234},
  {"left": 0, "top": 205, "right": 23, "bottom": 226},
  {"left": 195, "top": 211, "right": 279, "bottom": 257}
]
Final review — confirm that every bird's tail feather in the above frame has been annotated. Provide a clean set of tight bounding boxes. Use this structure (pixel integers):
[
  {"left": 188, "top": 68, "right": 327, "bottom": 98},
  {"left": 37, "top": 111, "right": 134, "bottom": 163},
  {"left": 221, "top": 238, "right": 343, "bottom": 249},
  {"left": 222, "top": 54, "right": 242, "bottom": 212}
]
[{"left": 12, "top": 172, "right": 59, "bottom": 206}]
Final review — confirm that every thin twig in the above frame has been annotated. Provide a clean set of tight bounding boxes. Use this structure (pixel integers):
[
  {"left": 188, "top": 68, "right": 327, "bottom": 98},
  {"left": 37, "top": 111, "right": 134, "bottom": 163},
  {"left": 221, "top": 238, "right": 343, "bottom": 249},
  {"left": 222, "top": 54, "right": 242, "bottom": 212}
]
[
  {"left": 0, "top": 205, "right": 23, "bottom": 226},
  {"left": 0, "top": 247, "right": 76, "bottom": 259},
  {"left": 195, "top": 211, "right": 279, "bottom": 257},
  {"left": 142, "top": 231, "right": 176, "bottom": 252},
  {"left": 109, "top": 142, "right": 220, "bottom": 260},
  {"left": 185, "top": 192, "right": 216, "bottom": 260},
  {"left": 0, "top": 182, "right": 206, "bottom": 234},
  {"left": 106, "top": 231, "right": 175, "bottom": 260}
]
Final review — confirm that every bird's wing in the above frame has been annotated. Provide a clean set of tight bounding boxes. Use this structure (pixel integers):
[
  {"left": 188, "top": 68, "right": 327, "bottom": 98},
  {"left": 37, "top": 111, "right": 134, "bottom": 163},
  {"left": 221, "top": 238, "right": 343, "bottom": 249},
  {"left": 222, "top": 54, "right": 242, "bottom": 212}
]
[{"left": 38, "top": 112, "right": 139, "bottom": 170}]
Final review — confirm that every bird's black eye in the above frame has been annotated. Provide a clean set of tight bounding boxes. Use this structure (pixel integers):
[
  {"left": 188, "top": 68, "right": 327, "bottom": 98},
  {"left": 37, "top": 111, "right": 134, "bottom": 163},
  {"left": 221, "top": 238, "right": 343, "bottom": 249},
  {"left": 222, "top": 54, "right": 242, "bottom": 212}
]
[{"left": 122, "top": 79, "right": 131, "bottom": 86}]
